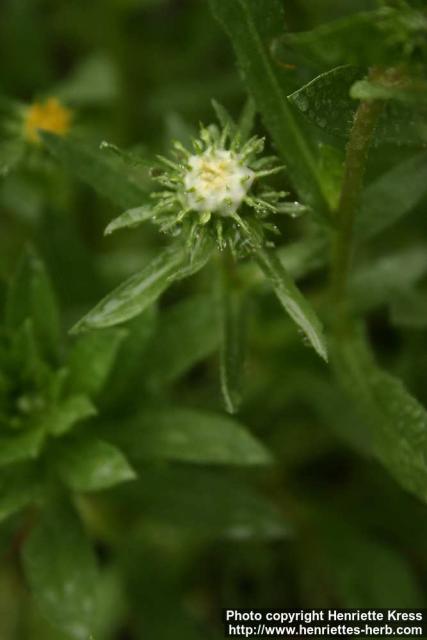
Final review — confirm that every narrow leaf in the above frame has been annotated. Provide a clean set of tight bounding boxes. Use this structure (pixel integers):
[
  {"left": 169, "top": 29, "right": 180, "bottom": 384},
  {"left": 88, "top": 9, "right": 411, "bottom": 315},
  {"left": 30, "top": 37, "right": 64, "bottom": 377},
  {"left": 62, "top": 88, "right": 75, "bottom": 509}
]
[
  {"left": 41, "top": 133, "right": 149, "bottom": 209},
  {"left": 56, "top": 437, "right": 136, "bottom": 492},
  {"left": 255, "top": 247, "right": 328, "bottom": 361},
  {"left": 116, "top": 407, "right": 273, "bottom": 466},
  {"left": 22, "top": 499, "right": 99, "bottom": 640},
  {"left": 209, "top": 0, "right": 330, "bottom": 214},
  {"left": 71, "top": 245, "right": 186, "bottom": 333}
]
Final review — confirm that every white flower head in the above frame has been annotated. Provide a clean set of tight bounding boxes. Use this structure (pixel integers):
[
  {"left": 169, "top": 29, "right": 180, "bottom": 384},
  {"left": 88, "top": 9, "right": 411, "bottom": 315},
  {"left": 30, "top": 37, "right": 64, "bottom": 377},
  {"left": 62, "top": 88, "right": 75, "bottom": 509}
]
[
  {"left": 183, "top": 148, "right": 254, "bottom": 215},
  {"left": 149, "top": 104, "right": 302, "bottom": 256}
]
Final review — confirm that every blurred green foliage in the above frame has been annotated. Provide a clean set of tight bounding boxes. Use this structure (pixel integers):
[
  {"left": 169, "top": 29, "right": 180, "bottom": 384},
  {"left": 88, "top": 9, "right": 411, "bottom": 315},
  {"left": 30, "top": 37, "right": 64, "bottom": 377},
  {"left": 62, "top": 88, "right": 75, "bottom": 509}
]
[{"left": 1, "top": 0, "right": 427, "bottom": 638}]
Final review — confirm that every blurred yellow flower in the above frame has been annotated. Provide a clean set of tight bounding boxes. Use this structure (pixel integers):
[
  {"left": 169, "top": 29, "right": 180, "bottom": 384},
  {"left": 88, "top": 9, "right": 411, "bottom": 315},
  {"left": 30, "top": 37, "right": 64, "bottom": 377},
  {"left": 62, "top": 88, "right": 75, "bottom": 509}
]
[{"left": 23, "top": 97, "right": 72, "bottom": 144}]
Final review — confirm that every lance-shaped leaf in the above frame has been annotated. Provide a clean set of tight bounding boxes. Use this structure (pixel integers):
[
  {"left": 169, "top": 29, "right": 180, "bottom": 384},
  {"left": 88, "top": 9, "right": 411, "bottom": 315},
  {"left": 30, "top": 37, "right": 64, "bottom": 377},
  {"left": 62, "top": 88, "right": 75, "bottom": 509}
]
[
  {"left": 41, "top": 132, "right": 149, "bottom": 209},
  {"left": 289, "top": 65, "right": 427, "bottom": 146},
  {"left": 209, "top": 0, "right": 330, "bottom": 215},
  {"left": 67, "top": 329, "right": 126, "bottom": 397},
  {"left": 332, "top": 327, "right": 427, "bottom": 503},
  {"left": 255, "top": 247, "right": 328, "bottom": 361},
  {"left": 22, "top": 499, "right": 99, "bottom": 640},
  {"left": 356, "top": 151, "right": 427, "bottom": 241},
  {"left": 115, "top": 407, "right": 272, "bottom": 466},
  {"left": 56, "top": 436, "right": 136, "bottom": 492},
  {"left": 71, "top": 245, "right": 187, "bottom": 333},
  {"left": 218, "top": 269, "right": 247, "bottom": 414},
  {"left": 6, "top": 249, "right": 61, "bottom": 361},
  {"left": 104, "top": 205, "right": 154, "bottom": 236}
]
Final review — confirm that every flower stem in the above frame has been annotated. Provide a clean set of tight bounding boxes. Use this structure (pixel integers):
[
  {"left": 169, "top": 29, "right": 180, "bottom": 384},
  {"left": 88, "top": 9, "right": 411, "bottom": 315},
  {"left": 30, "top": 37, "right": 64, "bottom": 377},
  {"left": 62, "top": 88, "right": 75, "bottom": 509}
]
[{"left": 331, "top": 93, "right": 383, "bottom": 313}]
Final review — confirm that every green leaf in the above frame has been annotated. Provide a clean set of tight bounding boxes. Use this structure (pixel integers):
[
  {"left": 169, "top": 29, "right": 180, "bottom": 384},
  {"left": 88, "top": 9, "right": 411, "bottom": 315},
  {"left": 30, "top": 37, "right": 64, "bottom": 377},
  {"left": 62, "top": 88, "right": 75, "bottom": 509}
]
[
  {"left": 0, "top": 465, "right": 39, "bottom": 522},
  {"left": 56, "top": 436, "right": 136, "bottom": 492},
  {"left": 289, "top": 65, "right": 362, "bottom": 140},
  {"left": 332, "top": 326, "right": 427, "bottom": 503},
  {"left": 44, "top": 395, "right": 97, "bottom": 436},
  {"left": 117, "top": 466, "right": 290, "bottom": 539},
  {"left": 289, "top": 65, "right": 427, "bottom": 146},
  {"left": 144, "top": 293, "right": 220, "bottom": 389},
  {"left": 67, "top": 329, "right": 126, "bottom": 396},
  {"left": 209, "top": 0, "right": 330, "bottom": 214},
  {"left": 356, "top": 151, "right": 427, "bottom": 240},
  {"left": 255, "top": 247, "right": 328, "bottom": 361},
  {"left": 41, "top": 133, "right": 149, "bottom": 209},
  {"left": 104, "top": 205, "right": 154, "bottom": 236},
  {"left": 6, "top": 249, "right": 61, "bottom": 361},
  {"left": 218, "top": 270, "right": 247, "bottom": 414},
  {"left": 116, "top": 407, "right": 272, "bottom": 466},
  {"left": 0, "top": 429, "right": 45, "bottom": 468},
  {"left": 71, "top": 245, "right": 187, "bottom": 333},
  {"left": 22, "top": 499, "right": 99, "bottom": 639}
]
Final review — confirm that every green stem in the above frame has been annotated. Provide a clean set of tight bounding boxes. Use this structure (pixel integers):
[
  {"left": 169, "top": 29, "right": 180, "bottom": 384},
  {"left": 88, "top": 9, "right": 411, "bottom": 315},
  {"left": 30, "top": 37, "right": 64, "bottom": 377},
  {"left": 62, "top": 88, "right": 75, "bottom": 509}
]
[{"left": 331, "top": 96, "right": 383, "bottom": 311}]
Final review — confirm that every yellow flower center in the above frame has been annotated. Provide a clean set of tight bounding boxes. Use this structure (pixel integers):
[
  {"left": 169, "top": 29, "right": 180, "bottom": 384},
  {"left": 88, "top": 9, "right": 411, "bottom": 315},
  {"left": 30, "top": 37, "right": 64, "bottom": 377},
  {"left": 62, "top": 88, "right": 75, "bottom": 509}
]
[{"left": 23, "top": 97, "right": 72, "bottom": 144}]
